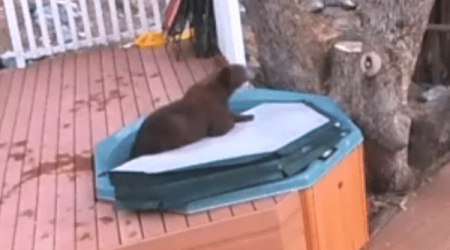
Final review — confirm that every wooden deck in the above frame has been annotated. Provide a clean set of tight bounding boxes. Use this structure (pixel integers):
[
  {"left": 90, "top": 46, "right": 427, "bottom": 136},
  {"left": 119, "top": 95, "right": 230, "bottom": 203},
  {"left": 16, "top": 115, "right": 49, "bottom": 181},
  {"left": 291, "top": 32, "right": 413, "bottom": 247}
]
[
  {"left": 0, "top": 43, "right": 277, "bottom": 250},
  {"left": 0, "top": 41, "right": 372, "bottom": 250},
  {"left": 366, "top": 163, "right": 450, "bottom": 250}
]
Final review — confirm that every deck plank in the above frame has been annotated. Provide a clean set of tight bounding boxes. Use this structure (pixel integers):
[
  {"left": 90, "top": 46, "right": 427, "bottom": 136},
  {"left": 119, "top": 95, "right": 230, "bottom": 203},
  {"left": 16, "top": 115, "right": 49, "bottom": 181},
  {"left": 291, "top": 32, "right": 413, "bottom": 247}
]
[
  {"left": 54, "top": 54, "right": 76, "bottom": 250},
  {"left": 166, "top": 45, "right": 213, "bottom": 227},
  {"left": 165, "top": 46, "right": 194, "bottom": 92},
  {"left": 0, "top": 45, "right": 228, "bottom": 249},
  {"left": 140, "top": 49, "right": 169, "bottom": 108},
  {"left": 116, "top": 210, "right": 144, "bottom": 245},
  {"left": 155, "top": 44, "right": 213, "bottom": 231},
  {"left": 180, "top": 46, "right": 235, "bottom": 223},
  {"left": 126, "top": 47, "right": 167, "bottom": 239},
  {"left": 110, "top": 47, "right": 144, "bottom": 245},
  {"left": 88, "top": 49, "right": 121, "bottom": 250},
  {"left": 0, "top": 69, "right": 14, "bottom": 131},
  {"left": 153, "top": 47, "right": 184, "bottom": 102},
  {"left": 0, "top": 70, "right": 25, "bottom": 218},
  {"left": 0, "top": 64, "right": 38, "bottom": 250},
  {"left": 181, "top": 43, "right": 210, "bottom": 81},
  {"left": 13, "top": 60, "right": 50, "bottom": 250},
  {"left": 184, "top": 49, "right": 246, "bottom": 222},
  {"left": 139, "top": 212, "right": 166, "bottom": 239},
  {"left": 34, "top": 57, "right": 63, "bottom": 250},
  {"left": 101, "top": 47, "right": 124, "bottom": 133},
  {"left": 147, "top": 46, "right": 189, "bottom": 234},
  {"left": 74, "top": 51, "right": 98, "bottom": 250},
  {"left": 113, "top": 47, "right": 139, "bottom": 124},
  {"left": 125, "top": 47, "right": 153, "bottom": 116}
]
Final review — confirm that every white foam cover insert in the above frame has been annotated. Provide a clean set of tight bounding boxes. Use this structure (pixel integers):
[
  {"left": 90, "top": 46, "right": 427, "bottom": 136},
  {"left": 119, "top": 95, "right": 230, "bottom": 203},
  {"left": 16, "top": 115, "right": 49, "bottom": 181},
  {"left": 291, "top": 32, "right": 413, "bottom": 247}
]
[{"left": 113, "top": 103, "right": 329, "bottom": 174}]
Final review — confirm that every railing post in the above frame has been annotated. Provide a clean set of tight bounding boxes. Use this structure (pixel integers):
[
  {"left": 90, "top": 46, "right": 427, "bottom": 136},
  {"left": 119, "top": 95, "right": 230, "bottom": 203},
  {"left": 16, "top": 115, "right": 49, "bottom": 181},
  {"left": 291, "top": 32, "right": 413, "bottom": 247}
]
[
  {"left": 0, "top": 0, "right": 164, "bottom": 67},
  {"left": 3, "top": 0, "right": 26, "bottom": 68}
]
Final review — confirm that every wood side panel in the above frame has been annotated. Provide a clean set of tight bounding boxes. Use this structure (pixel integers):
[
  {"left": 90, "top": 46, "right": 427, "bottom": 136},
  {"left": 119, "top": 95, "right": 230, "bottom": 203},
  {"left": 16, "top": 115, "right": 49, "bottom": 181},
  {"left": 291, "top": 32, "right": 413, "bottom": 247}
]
[
  {"left": 278, "top": 207, "right": 307, "bottom": 250},
  {"left": 337, "top": 146, "right": 369, "bottom": 249},
  {"left": 312, "top": 155, "right": 350, "bottom": 250},
  {"left": 301, "top": 146, "right": 368, "bottom": 250},
  {"left": 198, "top": 230, "right": 283, "bottom": 250},
  {"left": 253, "top": 197, "right": 277, "bottom": 211},
  {"left": 208, "top": 207, "right": 233, "bottom": 222},
  {"left": 275, "top": 193, "right": 302, "bottom": 223},
  {"left": 355, "top": 146, "right": 369, "bottom": 248},
  {"left": 300, "top": 188, "right": 321, "bottom": 250},
  {"left": 116, "top": 208, "right": 279, "bottom": 250},
  {"left": 231, "top": 202, "right": 256, "bottom": 216}
]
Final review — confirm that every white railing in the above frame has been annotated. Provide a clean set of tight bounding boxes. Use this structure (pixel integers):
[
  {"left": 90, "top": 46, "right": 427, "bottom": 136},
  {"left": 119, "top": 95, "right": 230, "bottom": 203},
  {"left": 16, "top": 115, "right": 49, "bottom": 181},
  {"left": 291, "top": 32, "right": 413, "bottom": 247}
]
[{"left": 2, "top": 0, "right": 168, "bottom": 67}]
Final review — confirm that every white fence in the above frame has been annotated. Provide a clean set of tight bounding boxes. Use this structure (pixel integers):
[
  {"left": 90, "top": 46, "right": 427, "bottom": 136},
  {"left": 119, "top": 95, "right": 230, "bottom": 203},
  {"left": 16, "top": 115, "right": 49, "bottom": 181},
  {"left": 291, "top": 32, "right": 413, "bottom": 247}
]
[{"left": 2, "top": 0, "right": 168, "bottom": 67}]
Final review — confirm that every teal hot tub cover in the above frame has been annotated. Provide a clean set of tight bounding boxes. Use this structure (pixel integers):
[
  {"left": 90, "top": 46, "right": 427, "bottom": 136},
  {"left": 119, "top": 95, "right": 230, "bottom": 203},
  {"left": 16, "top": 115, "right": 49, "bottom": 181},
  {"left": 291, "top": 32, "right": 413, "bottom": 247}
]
[{"left": 93, "top": 88, "right": 363, "bottom": 213}]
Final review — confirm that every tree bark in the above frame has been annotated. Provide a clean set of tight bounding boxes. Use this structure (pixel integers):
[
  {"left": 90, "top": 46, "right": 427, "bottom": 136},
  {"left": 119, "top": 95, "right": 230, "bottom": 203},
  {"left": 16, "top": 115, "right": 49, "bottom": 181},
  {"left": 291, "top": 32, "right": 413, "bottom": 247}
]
[{"left": 241, "top": 0, "right": 435, "bottom": 193}]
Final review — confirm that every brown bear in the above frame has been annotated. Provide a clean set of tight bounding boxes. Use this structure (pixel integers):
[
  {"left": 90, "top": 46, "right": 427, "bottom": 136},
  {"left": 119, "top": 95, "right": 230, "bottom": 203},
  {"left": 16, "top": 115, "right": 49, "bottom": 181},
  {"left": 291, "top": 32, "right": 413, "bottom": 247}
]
[{"left": 130, "top": 64, "right": 253, "bottom": 159}]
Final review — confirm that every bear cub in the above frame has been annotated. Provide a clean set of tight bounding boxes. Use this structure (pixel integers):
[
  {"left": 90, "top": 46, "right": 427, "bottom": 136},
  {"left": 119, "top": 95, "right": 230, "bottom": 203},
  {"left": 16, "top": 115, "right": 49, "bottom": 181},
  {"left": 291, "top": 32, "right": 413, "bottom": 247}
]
[{"left": 130, "top": 64, "right": 254, "bottom": 159}]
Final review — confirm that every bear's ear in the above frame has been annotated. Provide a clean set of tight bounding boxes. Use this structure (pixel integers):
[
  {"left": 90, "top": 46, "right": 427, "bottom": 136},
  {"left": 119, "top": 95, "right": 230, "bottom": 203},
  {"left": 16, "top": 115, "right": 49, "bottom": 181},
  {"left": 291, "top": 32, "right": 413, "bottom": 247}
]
[{"left": 217, "top": 64, "right": 248, "bottom": 90}]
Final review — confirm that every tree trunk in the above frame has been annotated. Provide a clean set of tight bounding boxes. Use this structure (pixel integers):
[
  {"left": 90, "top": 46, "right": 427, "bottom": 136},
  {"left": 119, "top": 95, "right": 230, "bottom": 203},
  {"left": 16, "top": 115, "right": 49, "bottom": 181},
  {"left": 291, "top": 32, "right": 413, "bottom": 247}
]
[{"left": 241, "top": 0, "right": 435, "bottom": 193}]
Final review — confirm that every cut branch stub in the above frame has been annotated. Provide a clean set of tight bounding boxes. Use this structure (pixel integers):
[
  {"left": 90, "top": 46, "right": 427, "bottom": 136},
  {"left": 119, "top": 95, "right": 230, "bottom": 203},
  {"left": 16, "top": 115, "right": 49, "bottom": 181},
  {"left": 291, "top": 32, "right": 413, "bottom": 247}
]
[
  {"left": 360, "top": 51, "right": 382, "bottom": 78},
  {"left": 334, "top": 41, "right": 362, "bottom": 53}
]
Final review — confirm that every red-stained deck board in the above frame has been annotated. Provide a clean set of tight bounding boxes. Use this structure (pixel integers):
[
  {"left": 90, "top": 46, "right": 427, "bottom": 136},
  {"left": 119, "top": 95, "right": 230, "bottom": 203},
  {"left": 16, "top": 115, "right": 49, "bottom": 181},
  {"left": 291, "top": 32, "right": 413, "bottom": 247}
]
[
  {"left": 0, "top": 63, "right": 38, "bottom": 250},
  {"left": 124, "top": 47, "right": 167, "bottom": 239},
  {"left": 88, "top": 48, "right": 121, "bottom": 250},
  {"left": 140, "top": 48, "right": 169, "bottom": 109},
  {"left": 54, "top": 53, "right": 76, "bottom": 250},
  {"left": 74, "top": 51, "right": 98, "bottom": 250},
  {"left": 34, "top": 56, "right": 63, "bottom": 250},
  {"left": 14, "top": 59, "right": 51, "bottom": 250},
  {"left": 112, "top": 46, "right": 139, "bottom": 124},
  {"left": 0, "top": 69, "right": 14, "bottom": 131},
  {"left": 124, "top": 47, "right": 153, "bottom": 116},
  {"left": 0, "top": 70, "right": 25, "bottom": 221},
  {"left": 153, "top": 46, "right": 184, "bottom": 102},
  {"left": 110, "top": 46, "right": 144, "bottom": 246},
  {"left": 165, "top": 46, "right": 195, "bottom": 92}
]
